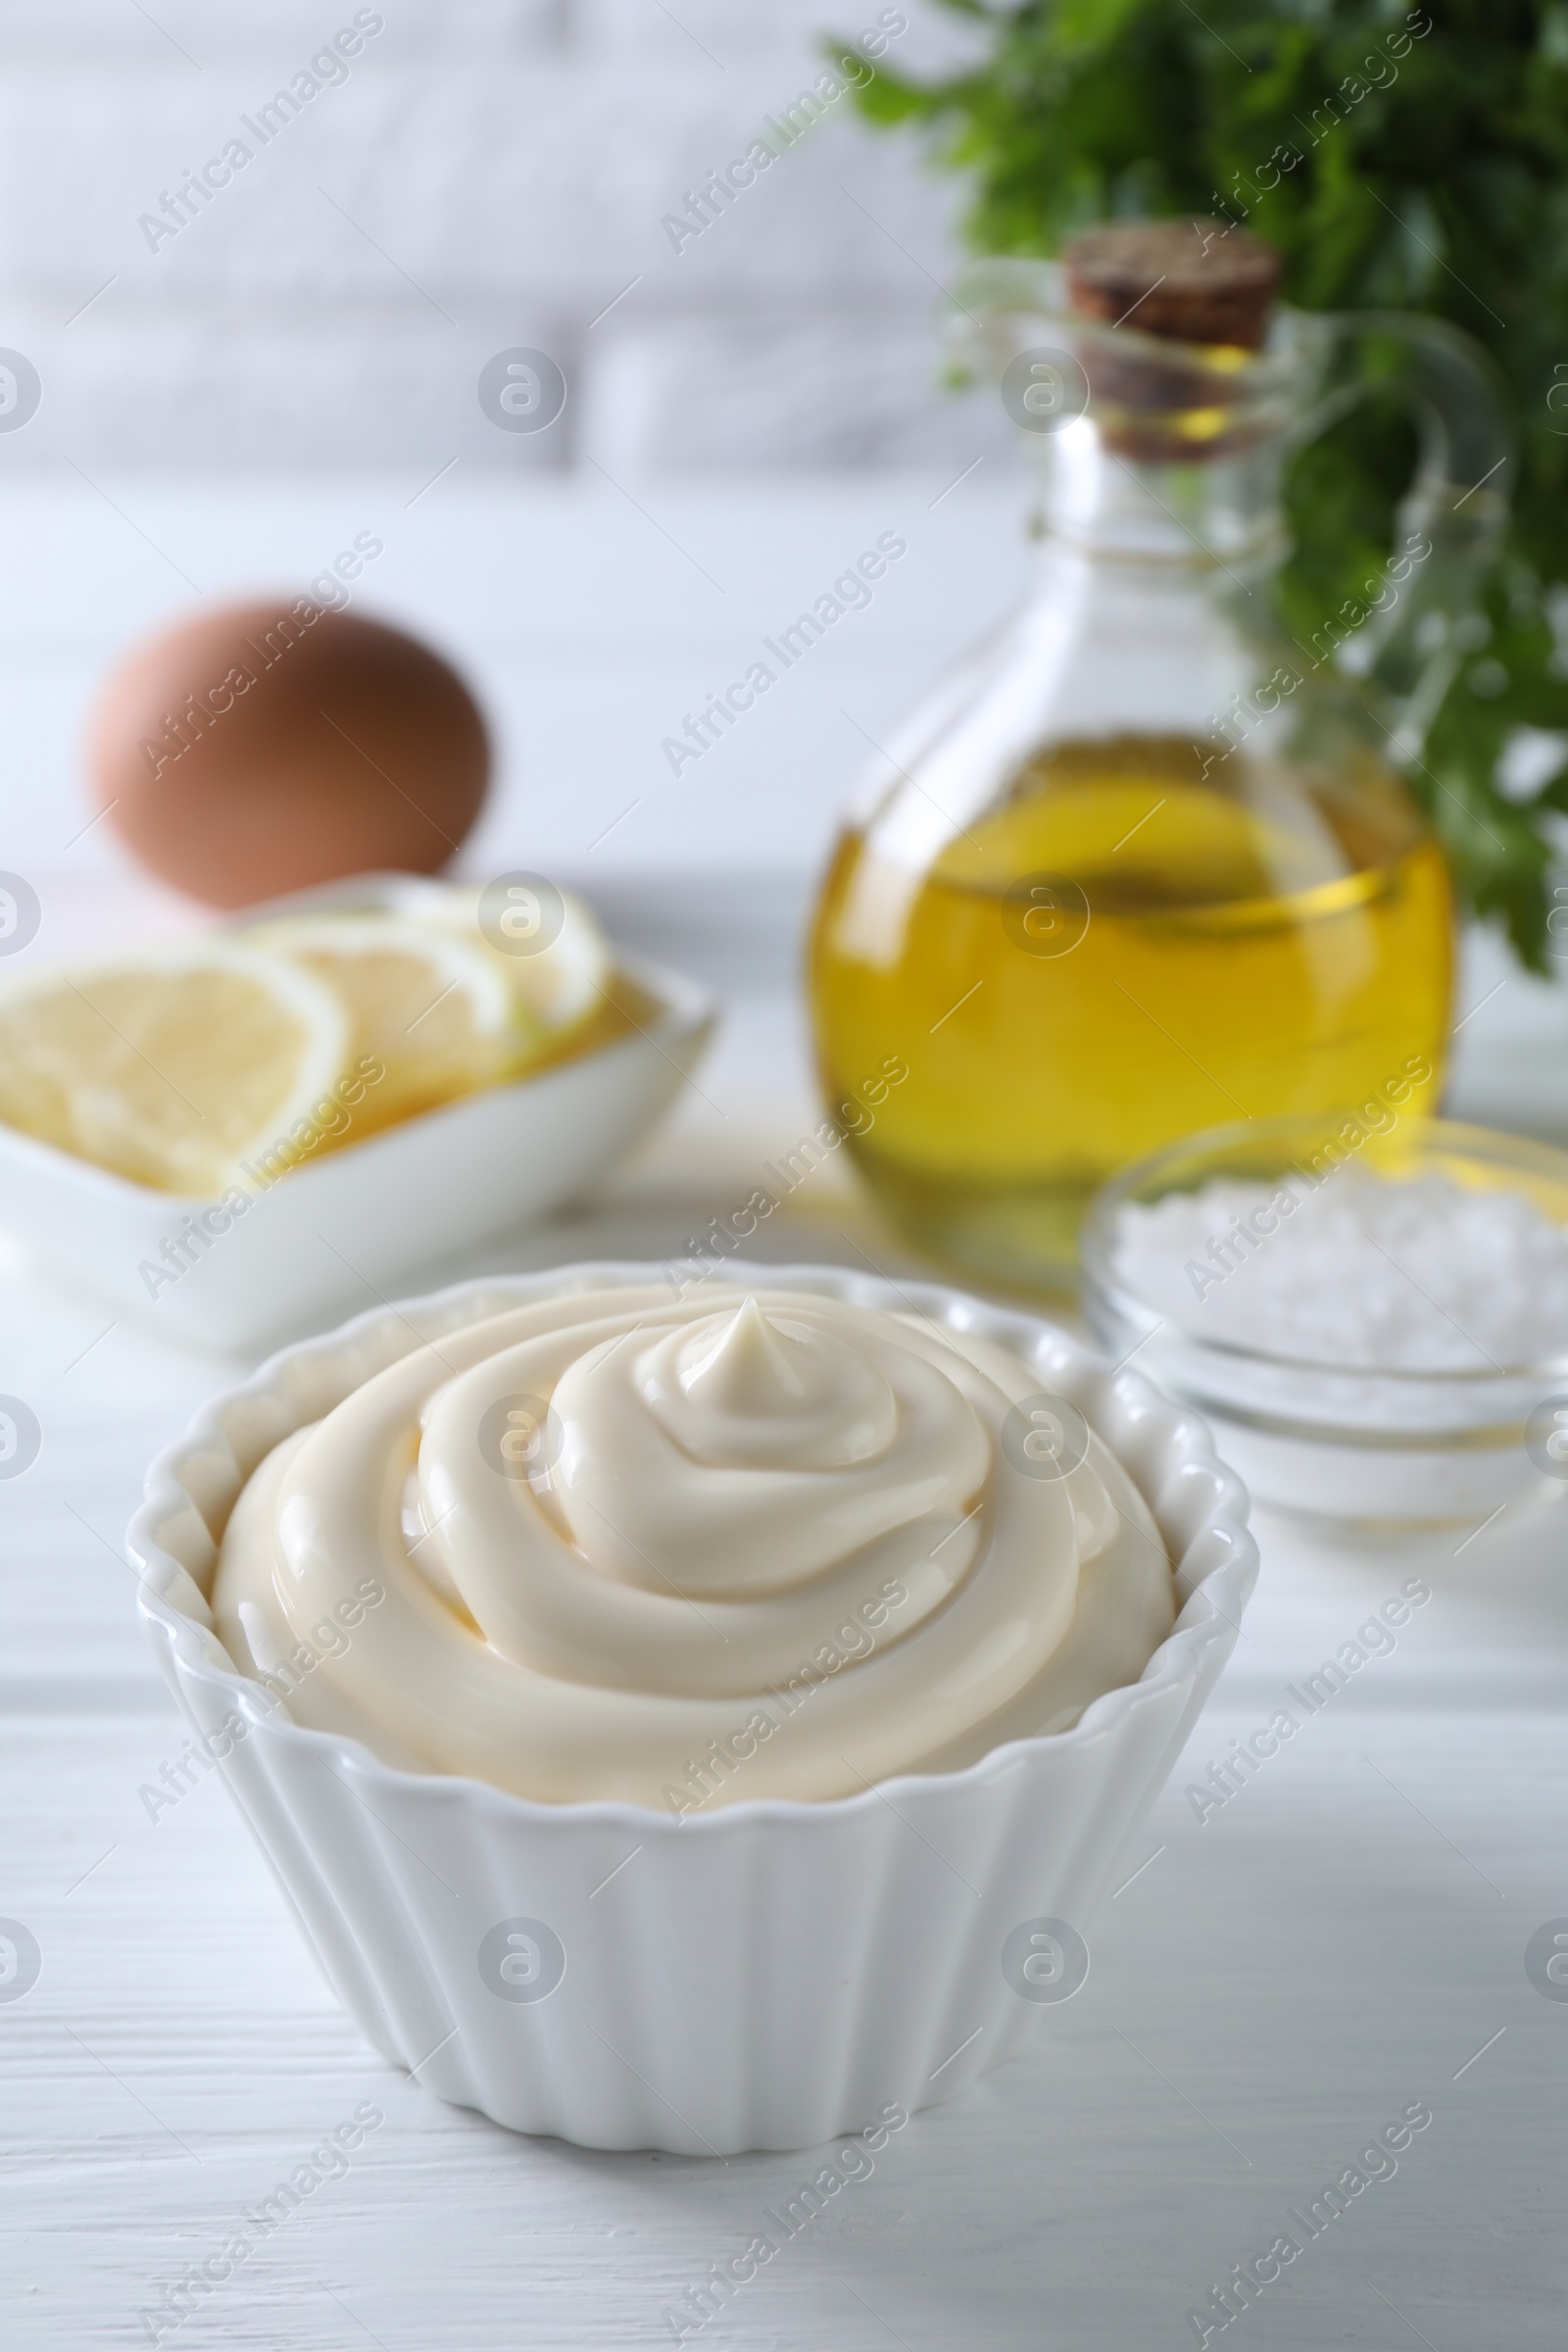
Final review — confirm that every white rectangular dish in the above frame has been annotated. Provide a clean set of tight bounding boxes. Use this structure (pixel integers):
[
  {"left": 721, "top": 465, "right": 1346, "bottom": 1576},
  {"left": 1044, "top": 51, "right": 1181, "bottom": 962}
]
[{"left": 0, "top": 879, "right": 713, "bottom": 1350}]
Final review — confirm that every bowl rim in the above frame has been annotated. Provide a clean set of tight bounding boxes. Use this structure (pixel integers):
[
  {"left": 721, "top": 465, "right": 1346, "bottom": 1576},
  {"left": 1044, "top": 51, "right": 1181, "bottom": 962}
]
[
  {"left": 1081, "top": 1111, "right": 1568, "bottom": 1387},
  {"left": 129, "top": 1258, "right": 1257, "bottom": 1836}
]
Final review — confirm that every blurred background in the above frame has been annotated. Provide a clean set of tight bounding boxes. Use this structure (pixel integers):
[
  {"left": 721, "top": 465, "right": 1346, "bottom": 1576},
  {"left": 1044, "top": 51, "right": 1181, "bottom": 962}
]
[
  {"left": 2, "top": 0, "right": 1027, "bottom": 938},
  {"left": 7, "top": 0, "right": 1568, "bottom": 1136}
]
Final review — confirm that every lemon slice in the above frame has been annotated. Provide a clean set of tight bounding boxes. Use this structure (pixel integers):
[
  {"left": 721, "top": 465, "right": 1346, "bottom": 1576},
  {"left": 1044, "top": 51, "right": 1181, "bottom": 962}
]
[
  {"left": 414, "top": 884, "right": 611, "bottom": 1051},
  {"left": 0, "top": 943, "right": 349, "bottom": 1196},
  {"left": 251, "top": 913, "right": 514, "bottom": 1132}
]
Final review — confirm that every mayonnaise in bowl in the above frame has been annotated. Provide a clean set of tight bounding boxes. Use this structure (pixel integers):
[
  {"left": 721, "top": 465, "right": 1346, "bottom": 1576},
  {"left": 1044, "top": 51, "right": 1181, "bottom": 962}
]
[{"left": 213, "top": 1283, "right": 1174, "bottom": 1810}]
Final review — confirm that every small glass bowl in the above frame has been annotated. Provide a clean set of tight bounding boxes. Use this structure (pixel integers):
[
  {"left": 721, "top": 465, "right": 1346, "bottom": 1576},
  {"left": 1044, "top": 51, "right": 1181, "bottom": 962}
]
[{"left": 1080, "top": 1114, "right": 1568, "bottom": 1531}]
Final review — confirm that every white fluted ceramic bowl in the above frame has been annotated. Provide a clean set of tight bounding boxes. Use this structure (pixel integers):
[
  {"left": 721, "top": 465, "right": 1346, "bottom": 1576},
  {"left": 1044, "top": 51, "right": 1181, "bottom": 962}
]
[{"left": 131, "top": 1262, "right": 1256, "bottom": 2155}]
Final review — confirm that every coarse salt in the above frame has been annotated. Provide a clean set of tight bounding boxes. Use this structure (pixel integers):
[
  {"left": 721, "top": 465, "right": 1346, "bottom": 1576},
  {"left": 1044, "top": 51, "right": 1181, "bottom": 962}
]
[{"left": 1111, "top": 1171, "right": 1568, "bottom": 1371}]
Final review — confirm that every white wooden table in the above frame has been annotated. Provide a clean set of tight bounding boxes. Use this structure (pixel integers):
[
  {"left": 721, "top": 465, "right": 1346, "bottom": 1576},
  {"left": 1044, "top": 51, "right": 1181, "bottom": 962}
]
[{"left": 4, "top": 890, "right": 1565, "bottom": 2352}]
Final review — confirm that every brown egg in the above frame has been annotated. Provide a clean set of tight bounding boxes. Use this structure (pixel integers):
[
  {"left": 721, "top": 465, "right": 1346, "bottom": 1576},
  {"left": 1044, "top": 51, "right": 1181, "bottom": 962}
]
[{"left": 87, "top": 599, "right": 490, "bottom": 907}]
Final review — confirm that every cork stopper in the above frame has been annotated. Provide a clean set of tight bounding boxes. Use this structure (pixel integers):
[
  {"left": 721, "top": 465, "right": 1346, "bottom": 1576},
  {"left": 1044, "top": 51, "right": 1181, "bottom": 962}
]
[
  {"left": 1064, "top": 220, "right": 1281, "bottom": 351},
  {"left": 1054, "top": 220, "right": 1283, "bottom": 462}
]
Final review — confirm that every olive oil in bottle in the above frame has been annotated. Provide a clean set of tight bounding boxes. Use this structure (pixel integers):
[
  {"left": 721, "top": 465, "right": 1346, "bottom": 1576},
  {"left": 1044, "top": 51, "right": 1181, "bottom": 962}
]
[
  {"left": 807, "top": 218, "right": 1498, "bottom": 1289},
  {"left": 811, "top": 732, "right": 1450, "bottom": 1288}
]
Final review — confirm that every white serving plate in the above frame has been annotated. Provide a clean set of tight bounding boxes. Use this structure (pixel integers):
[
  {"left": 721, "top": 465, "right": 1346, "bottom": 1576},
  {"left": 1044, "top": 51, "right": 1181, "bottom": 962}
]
[{"left": 0, "top": 878, "right": 714, "bottom": 1350}]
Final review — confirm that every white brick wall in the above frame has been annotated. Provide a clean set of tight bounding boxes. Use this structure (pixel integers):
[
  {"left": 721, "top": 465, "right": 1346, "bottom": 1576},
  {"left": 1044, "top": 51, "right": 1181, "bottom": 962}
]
[{"left": 0, "top": 0, "right": 1002, "bottom": 472}]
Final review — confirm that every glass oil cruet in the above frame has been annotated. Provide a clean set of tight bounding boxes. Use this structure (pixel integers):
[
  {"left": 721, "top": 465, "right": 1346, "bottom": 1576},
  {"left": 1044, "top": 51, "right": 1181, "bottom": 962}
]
[{"left": 808, "top": 219, "right": 1509, "bottom": 1291}]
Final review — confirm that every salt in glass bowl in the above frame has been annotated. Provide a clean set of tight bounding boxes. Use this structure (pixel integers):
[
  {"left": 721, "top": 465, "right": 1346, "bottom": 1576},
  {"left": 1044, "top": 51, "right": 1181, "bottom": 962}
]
[{"left": 1079, "top": 1114, "right": 1568, "bottom": 1531}]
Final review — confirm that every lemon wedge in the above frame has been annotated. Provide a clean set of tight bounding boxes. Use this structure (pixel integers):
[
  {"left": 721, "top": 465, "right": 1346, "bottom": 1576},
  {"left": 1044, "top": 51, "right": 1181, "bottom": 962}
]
[
  {"left": 0, "top": 943, "right": 350, "bottom": 1196},
  {"left": 414, "top": 884, "right": 611, "bottom": 1053},
  {"left": 252, "top": 914, "right": 514, "bottom": 1133}
]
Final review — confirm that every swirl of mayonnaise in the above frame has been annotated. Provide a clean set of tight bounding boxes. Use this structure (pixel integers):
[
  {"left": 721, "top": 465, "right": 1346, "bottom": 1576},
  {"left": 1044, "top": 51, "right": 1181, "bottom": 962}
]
[{"left": 212, "top": 1285, "right": 1173, "bottom": 1809}]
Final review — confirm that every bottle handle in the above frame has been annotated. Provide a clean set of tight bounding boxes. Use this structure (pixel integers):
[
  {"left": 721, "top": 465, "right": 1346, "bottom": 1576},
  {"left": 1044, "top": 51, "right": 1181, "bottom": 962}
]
[{"left": 1294, "top": 312, "right": 1511, "bottom": 760}]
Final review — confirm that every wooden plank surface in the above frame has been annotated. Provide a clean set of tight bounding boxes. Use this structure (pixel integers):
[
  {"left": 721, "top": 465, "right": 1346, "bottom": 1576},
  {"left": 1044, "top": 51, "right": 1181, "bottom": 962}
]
[
  {"left": 2, "top": 894, "right": 1566, "bottom": 2350},
  {"left": 3, "top": 1684, "right": 1562, "bottom": 2351}
]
